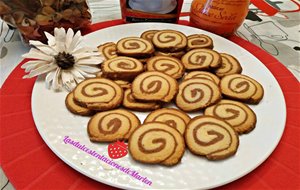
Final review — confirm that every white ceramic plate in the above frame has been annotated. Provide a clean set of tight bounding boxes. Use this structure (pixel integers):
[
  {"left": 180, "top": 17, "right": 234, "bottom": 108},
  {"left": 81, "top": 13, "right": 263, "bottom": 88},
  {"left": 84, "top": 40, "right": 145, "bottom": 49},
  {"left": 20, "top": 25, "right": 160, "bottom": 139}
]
[{"left": 32, "top": 23, "right": 286, "bottom": 190}]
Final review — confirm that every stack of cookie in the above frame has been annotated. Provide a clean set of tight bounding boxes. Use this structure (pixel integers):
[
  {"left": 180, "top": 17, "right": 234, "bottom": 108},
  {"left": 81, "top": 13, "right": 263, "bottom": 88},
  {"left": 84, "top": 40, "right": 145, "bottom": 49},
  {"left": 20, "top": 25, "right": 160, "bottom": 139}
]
[{"left": 65, "top": 29, "right": 264, "bottom": 166}]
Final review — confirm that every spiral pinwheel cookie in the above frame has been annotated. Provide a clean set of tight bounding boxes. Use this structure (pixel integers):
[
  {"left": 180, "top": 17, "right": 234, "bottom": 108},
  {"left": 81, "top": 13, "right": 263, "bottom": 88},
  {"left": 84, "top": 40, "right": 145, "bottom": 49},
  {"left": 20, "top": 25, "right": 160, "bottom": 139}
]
[
  {"left": 97, "top": 42, "right": 118, "bottom": 60},
  {"left": 144, "top": 108, "right": 191, "bottom": 135},
  {"left": 146, "top": 56, "right": 185, "bottom": 79},
  {"left": 181, "top": 49, "right": 221, "bottom": 70},
  {"left": 132, "top": 71, "right": 178, "bottom": 103},
  {"left": 88, "top": 109, "right": 140, "bottom": 142},
  {"left": 116, "top": 37, "right": 154, "bottom": 58},
  {"left": 152, "top": 30, "right": 187, "bottom": 52},
  {"left": 186, "top": 34, "right": 214, "bottom": 51},
  {"left": 128, "top": 122, "right": 185, "bottom": 166},
  {"left": 114, "top": 80, "right": 131, "bottom": 89},
  {"left": 204, "top": 99, "right": 257, "bottom": 134},
  {"left": 140, "top": 30, "right": 159, "bottom": 42},
  {"left": 185, "top": 116, "right": 239, "bottom": 160},
  {"left": 65, "top": 91, "right": 94, "bottom": 116},
  {"left": 155, "top": 51, "right": 186, "bottom": 59},
  {"left": 214, "top": 53, "right": 242, "bottom": 78},
  {"left": 123, "top": 89, "right": 161, "bottom": 111},
  {"left": 101, "top": 56, "right": 144, "bottom": 81},
  {"left": 176, "top": 78, "right": 221, "bottom": 111},
  {"left": 220, "top": 74, "right": 264, "bottom": 104},
  {"left": 73, "top": 78, "right": 123, "bottom": 111},
  {"left": 183, "top": 71, "right": 220, "bottom": 85}
]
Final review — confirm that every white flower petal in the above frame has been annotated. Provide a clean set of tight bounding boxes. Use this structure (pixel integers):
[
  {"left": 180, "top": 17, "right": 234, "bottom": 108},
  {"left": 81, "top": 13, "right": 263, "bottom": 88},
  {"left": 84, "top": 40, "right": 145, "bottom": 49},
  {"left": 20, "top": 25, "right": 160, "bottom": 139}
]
[
  {"left": 25, "top": 62, "right": 47, "bottom": 73},
  {"left": 22, "top": 48, "right": 54, "bottom": 62},
  {"left": 21, "top": 60, "right": 49, "bottom": 69},
  {"left": 26, "top": 63, "right": 57, "bottom": 78},
  {"left": 76, "top": 57, "right": 103, "bottom": 65},
  {"left": 52, "top": 67, "right": 62, "bottom": 91},
  {"left": 74, "top": 67, "right": 96, "bottom": 78},
  {"left": 67, "top": 30, "right": 82, "bottom": 52},
  {"left": 74, "top": 52, "right": 98, "bottom": 61},
  {"left": 75, "top": 65, "right": 100, "bottom": 73},
  {"left": 45, "top": 32, "right": 56, "bottom": 47},
  {"left": 65, "top": 28, "right": 75, "bottom": 53},
  {"left": 70, "top": 69, "right": 85, "bottom": 83},
  {"left": 29, "top": 40, "right": 57, "bottom": 55},
  {"left": 54, "top": 28, "right": 67, "bottom": 52},
  {"left": 61, "top": 71, "right": 76, "bottom": 91},
  {"left": 45, "top": 70, "right": 56, "bottom": 89}
]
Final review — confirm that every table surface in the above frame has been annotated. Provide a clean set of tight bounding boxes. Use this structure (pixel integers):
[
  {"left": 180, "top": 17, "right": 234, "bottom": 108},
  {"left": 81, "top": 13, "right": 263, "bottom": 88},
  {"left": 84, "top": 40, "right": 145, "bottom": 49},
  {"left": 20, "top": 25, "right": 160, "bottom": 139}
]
[{"left": 0, "top": 0, "right": 299, "bottom": 189}]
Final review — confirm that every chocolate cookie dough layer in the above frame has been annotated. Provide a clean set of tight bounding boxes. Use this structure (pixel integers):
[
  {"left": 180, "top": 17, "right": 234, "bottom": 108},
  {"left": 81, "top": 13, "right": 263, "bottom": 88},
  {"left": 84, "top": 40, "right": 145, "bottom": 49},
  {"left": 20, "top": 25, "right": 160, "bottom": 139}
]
[
  {"left": 152, "top": 30, "right": 187, "bottom": 52},
  {"left": 116, "top": 37, "right": 154, "bottom": 58},
  {"left": 101, "top": 56, "right": 144, "bottom": 81},
  {"left": 144, "top": 108, "right": 191, "bottom": 135},
  {"left": 204, "top": 99, "right": 257, "bottom": 134},
  {"left": 214, "top": 53, "right": 242, "bottom": 78},
  {"left": 185, "top": 116, "right": 239, "bottom": 160},
  {"left": 176, "top": 78, "right": 221, "bottom": 111},
  {"left": 186, "top": 34, "right": 214, "bottom": 51},
  {"left": 128, "top": 122, "right": 185, "bottom": 166},
  {"left": 97, "top": 42, "right": 118, "bottom": 60},
  {"left": 88, "top": 109, "right": 140, "bottom": 142},
  {"left": 123, "top": 89, "right": 161, "bottom": 111},
  {"left": 140, "top": 30, "right": 159, "bottom": 42},
  {"left": 154, "top": 51, "right": 186, "bottom": 59},
  {"left": 65, "top": 91, "right": 94, "bottom": 116},
  {"left": 146, "top": 56, "right": 185, "bottom": 79},
  {"left": 220, "top": 74, "right": 264, "bottom": 104},
  {"left": 73, "top": 78, "right": 123, "bottom": 111},
  {"left": 183, "top": 71, "right": 220, "bottom": 85},
  {"left": 132, "top": 71, "right": 178, "bottom": 103}
]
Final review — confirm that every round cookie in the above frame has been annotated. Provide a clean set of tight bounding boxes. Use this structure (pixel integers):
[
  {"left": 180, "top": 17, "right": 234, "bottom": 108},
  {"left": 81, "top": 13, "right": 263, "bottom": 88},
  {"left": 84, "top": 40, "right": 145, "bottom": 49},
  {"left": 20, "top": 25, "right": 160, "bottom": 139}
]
[
  {"left": 140, "top": 30, "right": 160, "bottom": 42},
  {"left": 183, "top": 71, "right": 220, "bottom": 85},
  {"left": 88, "top": 109, "right": 140, "bottom": 142},
  {"left": 154, "top": 51, "right": 186, "bottom": 59},
  {"left": 97, "top": 42, "right": 118, "bottom": 60},
  {"left": 146, "top": 55, "right": 185, "bottom": 79},
  {"left": 65, "top": 91, "right": 94, "bottom": 116},
  {"left": 116, "top": 37, "right": 154, "bottom": 58},
  {"left": 101, "top": 56, "right": 144, "bottom": 81},
  {"left": 144, "top": 108, "right": 191, "bottom": 135},
  {"left": 123, "top": 89, "right": 161, "bottom": 111},
  {"left": 214, "top": 53, "right": 242, "bottom": 78},
  {"left": 132, "top": 71, "right": 178, "bottom": 103},
  {"left": 128, "top": 122, "right": 185, "bottom": 166},
  {"left": 186, "top": 34, "right": 214, "bottom": 51},
  {"left": 204, "top": 99, "right": 257, "bottom": 134},
  {"left": 220, "top": 74, "right": 264, "bottom": 104},
  {"left": 73, "top": 78, "right": 123, "bottom": 111},
  {"left": 152, "top": 30, "right": 187, "bottom": 52},
  {"left": 176, "top": 78, "right": 221, "bottom": 111},
  {"left": 185, "top": 116, "right": 239, "bottom": 160},
  {"left": 181, "top": 49, "right": 221, "bottom": 70}
]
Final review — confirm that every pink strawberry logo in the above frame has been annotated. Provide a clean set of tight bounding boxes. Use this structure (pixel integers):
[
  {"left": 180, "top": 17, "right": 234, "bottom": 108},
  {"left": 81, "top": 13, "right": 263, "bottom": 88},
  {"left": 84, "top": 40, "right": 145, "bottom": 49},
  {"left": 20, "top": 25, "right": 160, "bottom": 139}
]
[{"left": 108, "top": 141, "right": 128, "bottom": 159}]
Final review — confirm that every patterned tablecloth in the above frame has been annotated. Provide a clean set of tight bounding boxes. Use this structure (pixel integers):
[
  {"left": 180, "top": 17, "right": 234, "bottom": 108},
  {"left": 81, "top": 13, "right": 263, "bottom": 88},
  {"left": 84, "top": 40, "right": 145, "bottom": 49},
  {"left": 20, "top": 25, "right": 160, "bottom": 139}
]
[{"left": 0, "top": 0, "right": 299, "bottom": 189}]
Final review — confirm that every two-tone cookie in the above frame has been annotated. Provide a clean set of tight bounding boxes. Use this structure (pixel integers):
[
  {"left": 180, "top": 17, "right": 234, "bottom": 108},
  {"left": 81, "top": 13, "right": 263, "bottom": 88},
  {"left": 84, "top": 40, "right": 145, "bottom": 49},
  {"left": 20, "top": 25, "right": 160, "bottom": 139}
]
[
  {"left": 220, "top": 74, "right": 264, "bottom": 104},
  {"left": 132, "top": 71, "right": 178, "bottom": 103},
  {"left": 176, "top": 78, "right": 221, "bottom": 111},
  {"left": 88, "top": 109, "right": 140, "bottom": 142},
  {"left": 116, "top": 37, "right": 154, "bottom": 58},
  {"left": 73, "top": 78, "right": 123, "bottom": 111},
  {"left": 140, "top": 30, "right": 159, "bottom": 42},
  {"left": 186, "top": 34, "right": 214, "bottom": 51},
  {"left": 101, "top": 56, "right": 144, "bottom": 81},
  {"left": 97, "top": 42, "right": 118, "bottom": 60},
  {"left": 65, "top": 91, "right": 94, "bottom": 116},
  {"left": 152, "top": 30, "right": 187, "bottom": 52},
  {"left": 146, "top": 55, "right": 185, "bottom": 79},
  {"left": 185, "top": 116, "right": 239, "bottom": 160},
  {"left": 144, "top": 108, "right": 191, "bottom": 135},
  {"left": 154, "top": 51, "right": 186, "bottom": 59},
  {"left": 128, "top": 122, "right": 185, "bottom": 166},
  {"left": 204, "top": 99, "right": 257, "bottom": 134},
  {"left": 214, "top": 53, "right": 242, "bottom": 77},
  {"left": 183, "top": 71, "right": 220, "bottom": 85},
  {"left": 123, "top": 89, "right": 161, "bottom": 111},
  {"left": 181, "top": 49, "right": 221, "bottom": 70}
]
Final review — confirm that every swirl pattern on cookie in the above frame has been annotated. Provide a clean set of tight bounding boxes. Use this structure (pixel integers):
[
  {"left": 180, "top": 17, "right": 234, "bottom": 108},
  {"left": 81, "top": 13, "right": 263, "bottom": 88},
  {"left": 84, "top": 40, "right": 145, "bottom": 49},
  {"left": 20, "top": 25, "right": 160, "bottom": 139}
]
[
  {"left": 146, "top": 56, "right": 185, "bottom": 79},
  {"left": 144, "top": 108, "right": 191, "bottom": 135},
  {"left": 154, "top": 51, "right": 186, "bottom": 59},
  {"left": 214, "top": 53, "right": 242, "bottom": 77},
  {"left": 140, "top": 30, "right": 159, "bottom": 42},
  {"left": 123, "top": 89, "right": 161, "bottom": 111},
  {"left": 176, "top": 78, "right": 221, "bottom": 111},
  {"left": 97, "top": 42, "right": 118, "bottom": 60},
  {"left": 152, "top": 30, "right": 187, "bottom": 52},
  {"left": 88, "top": 109, "right": 140, "bottom": 142},
  {"left": 185, "top": 116, "right": 239, "bottom": 160},
  {"left": 116, "top": 37, "right": 154, "bottom": 58},
  {"left": 220, "top": 74, "right": 264, "bottom": 104},
  {"left": 132, "top": 71, "right": 178, "bottom": 102},
  {"left": 102, "top": 56, "right": 144, "bottom": 81},
  {"left": 186, "top": 34, "right": 214, "bottom": 51},
  {"left": 128, "top": 122, "right": 185, "bottom": 166},
  {"left": 181, "top": 49, "right": 221, "bottom": 70},
  {"left": 73, "top": 78, "right": 123, "bottom": 111},
  {"left": 65, "top": 91, "right": 94, "bottom": 116},
  {"left": 183, "top": 71, "right": 220, "bottom": 85},
  {"left": 204, "top": 99, "right": 256, "bottom": 134}
]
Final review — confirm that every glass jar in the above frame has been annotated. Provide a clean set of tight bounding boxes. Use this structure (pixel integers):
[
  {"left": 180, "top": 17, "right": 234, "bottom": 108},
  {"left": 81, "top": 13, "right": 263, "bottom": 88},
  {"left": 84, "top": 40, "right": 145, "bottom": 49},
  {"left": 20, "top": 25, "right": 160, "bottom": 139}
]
[{"left": 190, "top": 0, "right": 250, "bottom": 37}]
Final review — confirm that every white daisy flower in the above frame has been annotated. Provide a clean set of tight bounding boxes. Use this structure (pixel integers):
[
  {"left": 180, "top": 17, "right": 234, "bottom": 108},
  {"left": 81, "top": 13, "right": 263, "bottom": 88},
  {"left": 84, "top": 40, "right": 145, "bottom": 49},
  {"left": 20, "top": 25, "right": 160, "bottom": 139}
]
[{"left": 21, "top": 27, "right": 104, "bottom": 91}]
